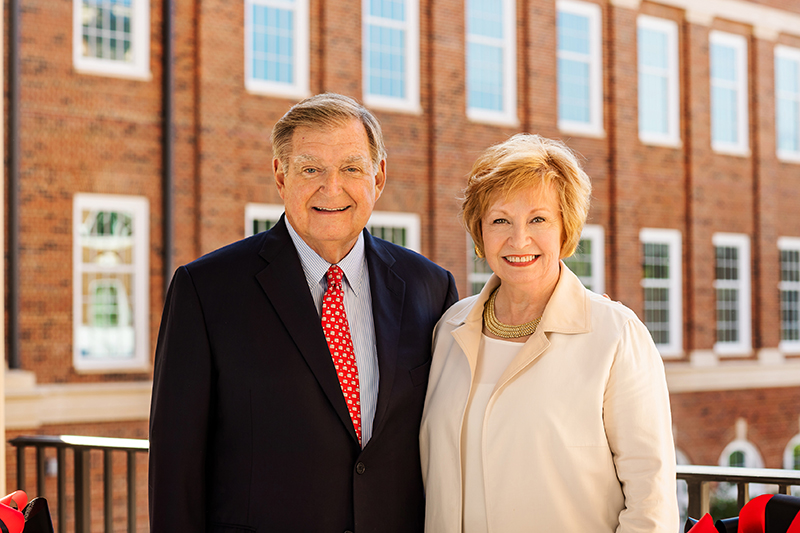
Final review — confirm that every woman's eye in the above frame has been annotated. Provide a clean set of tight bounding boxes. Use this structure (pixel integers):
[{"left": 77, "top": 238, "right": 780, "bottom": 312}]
[
  {"left": 492, "top": 218, "right": 507, "bottom": 224},
  {"left": 531, "top": 216, "right": 545, "bottom": 223}
]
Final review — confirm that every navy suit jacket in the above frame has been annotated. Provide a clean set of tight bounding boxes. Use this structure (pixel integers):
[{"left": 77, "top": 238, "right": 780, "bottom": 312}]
[{"left": 149, "top": 217, "right": 458, "bottom": 532}]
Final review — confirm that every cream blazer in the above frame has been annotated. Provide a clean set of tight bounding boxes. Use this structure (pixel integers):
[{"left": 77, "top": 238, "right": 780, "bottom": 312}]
[{"left": 420, "top": 264, "right": 678, "bottom": 533}]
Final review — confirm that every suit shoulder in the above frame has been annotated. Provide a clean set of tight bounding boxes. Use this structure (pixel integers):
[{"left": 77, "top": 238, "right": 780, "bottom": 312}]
[{"left": 183, "top": 233, "right": 268, "bottom": 276}]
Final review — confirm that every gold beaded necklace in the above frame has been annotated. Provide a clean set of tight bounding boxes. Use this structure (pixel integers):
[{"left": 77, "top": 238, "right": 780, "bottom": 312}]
[{"left": 483, "top": 287, "right": 542, "bottom": 339}]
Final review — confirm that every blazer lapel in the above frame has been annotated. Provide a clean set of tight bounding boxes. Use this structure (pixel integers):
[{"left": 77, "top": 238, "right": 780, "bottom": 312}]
[
  {"left": 364, "top": 232, "right": 405, "bottom": 438},
  {"left": 255, "top": 217, "right": 358, "bottom": 443}
]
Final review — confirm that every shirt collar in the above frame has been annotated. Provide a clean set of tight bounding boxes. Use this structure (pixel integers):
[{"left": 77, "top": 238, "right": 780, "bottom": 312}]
[{"left": 285, "top": 217, "right": 368, "bottom": 297}]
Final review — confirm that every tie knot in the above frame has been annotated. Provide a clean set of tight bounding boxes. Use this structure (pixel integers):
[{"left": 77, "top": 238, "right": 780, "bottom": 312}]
[{"left": 326, "top": 265, "right": 344, "bottom": 286}]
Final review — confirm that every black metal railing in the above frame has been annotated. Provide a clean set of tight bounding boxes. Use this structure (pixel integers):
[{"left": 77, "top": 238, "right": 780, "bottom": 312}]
[
  {"left": 10, "top": 435, "right": 149, "bottom": 533},
  {"left": 8, "top": 436, "right": 800, "bottom": 532},
  {"left": 678, "top": 464, "right": 800, "bottom": 519}
]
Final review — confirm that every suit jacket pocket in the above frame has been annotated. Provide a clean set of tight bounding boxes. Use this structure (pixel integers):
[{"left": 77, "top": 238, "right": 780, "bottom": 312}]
[
  {"left": 409, "top": 359, "right": 432, "bottom": 387},
  {"left": 210, "top": 523, "right": 256, "bottom": 533}
]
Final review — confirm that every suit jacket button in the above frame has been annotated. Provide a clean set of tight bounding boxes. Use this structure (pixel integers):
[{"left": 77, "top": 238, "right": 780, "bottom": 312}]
[{"left": 355, "top": 461, "right": 366, "bottom": 475}]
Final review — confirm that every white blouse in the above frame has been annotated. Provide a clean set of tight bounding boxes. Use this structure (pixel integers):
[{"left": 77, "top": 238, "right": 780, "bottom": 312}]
[{"left": 461, "top": 335, "right": 524, "bottom": 533}]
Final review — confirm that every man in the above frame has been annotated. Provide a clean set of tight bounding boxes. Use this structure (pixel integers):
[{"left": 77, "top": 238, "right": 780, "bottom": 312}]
[{"left": 148, "top": 93, "right": 458, "bottom": 532}]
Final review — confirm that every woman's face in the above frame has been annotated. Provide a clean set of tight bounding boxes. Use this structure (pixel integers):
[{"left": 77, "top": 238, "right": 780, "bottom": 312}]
[{"left": 480, "top": 182, "right": 563, "bottom": 294}]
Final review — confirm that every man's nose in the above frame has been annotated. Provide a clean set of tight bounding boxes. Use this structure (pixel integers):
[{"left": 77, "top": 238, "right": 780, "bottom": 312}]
[{"left": 321, "top": 171, "right": 345, "bottom": 195}]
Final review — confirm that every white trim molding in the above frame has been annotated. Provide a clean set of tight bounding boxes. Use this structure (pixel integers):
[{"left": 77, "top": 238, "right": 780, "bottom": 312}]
[
  {"left": 659, "top": 0, "right": 800, "bottom": 38},
  {"left": 666, "top": 355, "right": 800, "bottom": 393}
]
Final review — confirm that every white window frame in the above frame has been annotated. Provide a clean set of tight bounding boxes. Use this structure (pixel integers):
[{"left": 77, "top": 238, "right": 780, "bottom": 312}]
[
  {"left": 465, "top": 0, "right": 518, "bottom": 126},
  {"left": 244, "top": 0, "right": 310, "bottom": 99},
  {"left": 784, "top": 434, "right": 800, "bottom": 471},
  {"left": 775, "top": 45, "right": 800, "bottom": 163},
  {"left": 556, "top": 0, "right": 604, "bottom": 137},
  {"left": 779, "top": 236, "right": 800, "bottom": 354},
  {"left": 564, "top": 224, "right": 604, "bottom": 294},
  {"left": 72, "top": 194, "right": 149, "bottom": 372},
  {"left": 637, "top": 16, "right": 680, "bottom": 147},
  {"left": 245, "top": 203, "right": 420, "bottom": 252},
  {"left": 362, "top": 0, "right": 420, "bottom": 113},
  {"left": 718, "top": 439, "right": 763, "bottom": 469},
  {"left": 640, "top": 228, "right": 683, "bottom": 357},
  {"left": 713, "top": 233, "right": 751, "bottom": 356},
  {"left": 709, "top": 31, "right": 749, "bottom": 156},
  {"left": 73, "top": 0, "right": 151, "bottom": 80}
]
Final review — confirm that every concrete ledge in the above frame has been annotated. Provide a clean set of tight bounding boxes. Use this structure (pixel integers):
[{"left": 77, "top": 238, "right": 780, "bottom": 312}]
[
  {"left": 5, "top": 370, "right": 152, "bottom": 430},
  {"left": 666, "top": 357, "right": 800, "bottom": 393}
]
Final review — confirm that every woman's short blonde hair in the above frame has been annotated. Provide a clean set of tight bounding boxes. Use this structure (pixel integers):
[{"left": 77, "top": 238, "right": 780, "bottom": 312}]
[{"left": 461, "top": 133, "right": 592, "bottom": 258}]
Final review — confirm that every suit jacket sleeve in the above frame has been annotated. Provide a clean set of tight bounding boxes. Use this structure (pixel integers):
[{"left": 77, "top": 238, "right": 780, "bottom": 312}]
[
  {"left": 604, "top": 319, "right": 679, "bottom": 533},
  {"left": 149, "top": 266, "right": 212, "bottom": 532}
]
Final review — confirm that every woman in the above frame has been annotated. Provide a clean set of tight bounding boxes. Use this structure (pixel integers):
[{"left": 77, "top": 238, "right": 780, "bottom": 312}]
[{"left": 420, "top": 134, "right": 678, "bottom": 532}]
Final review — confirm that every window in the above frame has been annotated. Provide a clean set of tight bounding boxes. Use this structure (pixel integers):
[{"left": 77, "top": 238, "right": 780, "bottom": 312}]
[
  {"left": 784, "top": 435, "right": 800, "bottom": 495},
  {"left": 245, "top": 0, "right": 310, "bottom": 98},
  {"left": 713, "top": 233, "right": 751, "bottom": 355},
  {"left": 73, "top": 194, "right": 149, "bottom": 371},
  {"left": 465, "top": 0, "right": 517, "bottom": 124},
  {"left": 776, "top": 46, "right": 800, "bottom": 162},
  {"left": 563, "top": 224, "right": 604, "bottom": 294},
  {"left": 637, "top": 16, "right": 680, "bottom": 146},
  {"left": 363, "top": 0, "right": 420, "bottom": 112},
  {"left": 779, "top": 237, "right": 800, "bottom": 354},
  {"left": 640, "top": 229, "right": 682, "bottom": 356},
  {"left": 710, "top": 31, "right": 749, "bottom": 155},
  {"left": 245, "top": 204, "right": 421, "bottom": 251},
  {"left": 557, "top": 0, "right": 603, "bottom": 136},
  {"left": 73, "top": 0, "right": 151, "bottom": 79}
]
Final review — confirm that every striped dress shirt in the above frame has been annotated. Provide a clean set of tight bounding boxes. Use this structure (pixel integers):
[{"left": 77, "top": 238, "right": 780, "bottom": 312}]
[{"left": 285, "top": 219, "right": 379, "bottom": 447}]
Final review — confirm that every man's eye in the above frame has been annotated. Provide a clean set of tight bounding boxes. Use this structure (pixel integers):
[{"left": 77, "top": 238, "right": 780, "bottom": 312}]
[{"left": 302, "top": 168, "right": 318, "bottom": 174}]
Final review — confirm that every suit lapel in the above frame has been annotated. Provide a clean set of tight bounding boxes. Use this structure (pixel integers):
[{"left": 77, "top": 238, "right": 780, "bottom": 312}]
[
  {"left": 255, "top": 218, "right": 358, "bottom": 443},
  {"left": 364, "top": 232, "right": 405, "bottom": 439}
]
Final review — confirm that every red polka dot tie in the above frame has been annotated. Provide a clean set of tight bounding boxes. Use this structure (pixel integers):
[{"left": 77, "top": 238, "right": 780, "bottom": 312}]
[{"left": 322, "top": 265, "right": 361, "bottom": 443}]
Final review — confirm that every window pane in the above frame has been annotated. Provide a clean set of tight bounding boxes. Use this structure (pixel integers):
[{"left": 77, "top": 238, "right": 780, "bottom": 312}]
[
  {"left": 467, "top": 0, "right": 503, "bottom": 39},
  {"left": 368, "top": 25, "right": 406, "bottom": 98},
  {"left": 729, "top": 450, "right": 745, "bottom": 468},
  {"left": 251, "top": 5, "right": 295, "bottom": 84},
  {"left": 558, "top": 58, "right": 591, "bottom": 123},
  {"left": 558, "top": 11, "right": 590, "bottom": 55},
  {"left": 563, "top": 238, "right": 593, "bottom": 291},
  {"left": 638, "top": 26, "right": 671, "bottom": 136},
  {"left": 781, "top": 290, "right": 800, "bottom": 342},
  {"left": 468, "top": 42, "right": 504, "bottom": 111},
  {"left": 716, "top": 288, "right": 739, "bottom": 343},
  {"left": 644, "top": 287, "right": 670, "bottom": 345},
  {"left": 81, "top": 0, "right": 134, "bottom": 63},
  {"left": 776, "top": 55, "right": 800, "bottom": 153},
  {"left": 715, "top": 246, "right": 739, "bottom": 281},
  {"left": 369, "top": 0, "right": 405, "bottom": 21}
]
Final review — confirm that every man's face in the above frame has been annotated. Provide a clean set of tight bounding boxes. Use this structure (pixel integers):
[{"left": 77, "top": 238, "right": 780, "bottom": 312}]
[{"left": 274, "top": 119, "right": 386, "bottom": 264}]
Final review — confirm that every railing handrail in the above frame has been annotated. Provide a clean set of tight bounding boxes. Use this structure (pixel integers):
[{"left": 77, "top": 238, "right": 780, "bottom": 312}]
[
  {"left": 10, "top": 434, "right": 149, "bottom": 453},
  {"left": 677, "top": 464, "right": 800, "bottom": 485}
]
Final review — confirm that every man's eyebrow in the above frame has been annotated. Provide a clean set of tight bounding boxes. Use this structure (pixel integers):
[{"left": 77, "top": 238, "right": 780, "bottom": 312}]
[
  {"left": 292, "top": 154, "right": 321, "bottom": 165},
  {"left": 342, "top": 155, "right": 370, "bottom": 165}
]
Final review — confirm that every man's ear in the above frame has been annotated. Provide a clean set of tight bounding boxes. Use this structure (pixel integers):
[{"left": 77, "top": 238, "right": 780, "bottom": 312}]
[
  {"left": 374, "top": 159, "right": 387, "bottom": 199},
  {"left": 274, "top": 158, "right": 286, "bottom": 199}
]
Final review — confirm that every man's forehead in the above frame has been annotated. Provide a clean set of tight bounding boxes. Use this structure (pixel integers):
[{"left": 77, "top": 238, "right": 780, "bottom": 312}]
[{"left": 290, "top": 153, "right": 371, "bottom": 164}]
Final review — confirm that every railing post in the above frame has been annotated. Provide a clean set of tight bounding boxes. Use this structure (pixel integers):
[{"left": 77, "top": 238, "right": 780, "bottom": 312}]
[
  {"left": 16, "top": 444, "right": 25, "bottom": 491},
  {"left": 104, "top": 450, "right": 113, "bottom": 532},
  {"left": 686, "top": 479, "right": 710, "bottom": 519},
  {"left": 74, "top": 449, "right": 91, "bottom": 533},
  {"left": 57, "top": 447, "right": 66, "bottom": 533},
  {"left": 737, "top": 482, "right": 750, "bottom": 512},
  {"left": 127, "top": 451, "right": 136, "bottom": 533},
  {"left": 36, "top": 446, "right": 45, "bottom": 496}
]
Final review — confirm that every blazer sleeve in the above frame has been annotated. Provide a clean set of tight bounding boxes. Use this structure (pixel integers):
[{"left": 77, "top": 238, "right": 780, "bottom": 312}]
[
  {"left": 603, "top": 319, "right": 679, "bottom": 533},
  {"left": 442, "top": 271, "right": 459, "bottom": 315},
  {"left": 149, "top": 266, "right": 213, "bottom": 532}
]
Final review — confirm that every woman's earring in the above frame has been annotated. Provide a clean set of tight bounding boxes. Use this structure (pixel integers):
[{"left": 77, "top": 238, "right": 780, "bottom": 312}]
[{"left": 474, "top": 245, "right": 484, "bottom": 259}]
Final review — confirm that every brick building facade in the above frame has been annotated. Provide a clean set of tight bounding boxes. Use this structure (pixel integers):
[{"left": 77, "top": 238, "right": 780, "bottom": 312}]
[{"left": 4, "top": 0, "right": 800, "bottom": 517}]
